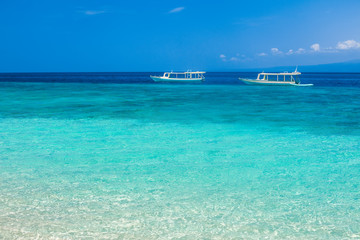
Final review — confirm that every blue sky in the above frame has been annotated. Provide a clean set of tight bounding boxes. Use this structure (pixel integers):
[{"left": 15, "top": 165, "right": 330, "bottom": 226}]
[{"left": 1, "top": 0, "right": 360, "bottom": 72}]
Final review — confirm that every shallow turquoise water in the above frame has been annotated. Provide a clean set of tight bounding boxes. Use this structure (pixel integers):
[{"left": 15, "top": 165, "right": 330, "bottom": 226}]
[{"left": 1, "top": 80, "right": 360, "bottom": 239}]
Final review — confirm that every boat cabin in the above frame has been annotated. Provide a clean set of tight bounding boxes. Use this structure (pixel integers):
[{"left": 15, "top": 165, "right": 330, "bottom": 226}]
[
  {"left": 163, "top": 71, "right": 205, "bottom": 79},
  {"left": 257, "top": 72, "right": 301, "bottom": 83},
  {"left": 150, "top": 71, "right": 206, "bottom": 82}
]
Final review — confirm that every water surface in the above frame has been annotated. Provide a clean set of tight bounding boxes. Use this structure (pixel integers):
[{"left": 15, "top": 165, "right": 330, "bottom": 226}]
[{"left": 0, "top": 73, "right": 360, "bottom": 239}]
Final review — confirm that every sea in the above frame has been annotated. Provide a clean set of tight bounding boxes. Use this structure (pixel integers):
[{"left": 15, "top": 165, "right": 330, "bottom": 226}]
[{"left": 0, "top": 72, "right": 360, "bottom": 239}]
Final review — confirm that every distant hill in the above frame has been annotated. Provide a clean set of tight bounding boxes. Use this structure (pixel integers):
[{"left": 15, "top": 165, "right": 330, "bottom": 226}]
[{"left": 245, "top": 60, "right": 360, "bottom": 73}]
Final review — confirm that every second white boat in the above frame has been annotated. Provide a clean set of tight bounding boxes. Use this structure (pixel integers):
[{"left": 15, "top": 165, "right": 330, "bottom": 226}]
[{"left": 239, "top": 70, "right": 313, "bottom": 86}]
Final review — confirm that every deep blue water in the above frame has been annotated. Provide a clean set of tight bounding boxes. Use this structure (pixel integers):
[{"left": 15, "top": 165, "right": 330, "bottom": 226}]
[
  {"left": 0, "top": 72, "right": 360, "bottom": 87},
  {"left": 0, "top": 72, "right": 360, "bottom": 239}
]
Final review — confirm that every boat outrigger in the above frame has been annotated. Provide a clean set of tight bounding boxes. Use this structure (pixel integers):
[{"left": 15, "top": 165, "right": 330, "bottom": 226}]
[
  {"left": 150, "top": 71, "right": 205, "bottom": 82},
  {"left": 239, "top": 70, "right": 313, "bottom": 86}
]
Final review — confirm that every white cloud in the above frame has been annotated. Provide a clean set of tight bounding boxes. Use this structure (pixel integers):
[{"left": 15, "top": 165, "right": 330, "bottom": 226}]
[
  {"left": 295, "top": 48, "right": 306, "bottom": 54},
  {"left": 219, "top": 54, "right": 226, "bottom": 61},
  {"left": 169, "top": 7, "right": 185, "bottom": 13},
  {"left": 286, "top": 49, "right": 294, "bottom": 55},
  {"left": 336, "top": 40, "right": 360, "bottom": 50},
  {"left": 311, "top": 43, "right": 320, "bottom": 52},
  {"left": 84, "top": 10, "right": 106, "bottom": 15},
  {"left": 219, "top": 54, "right": 248, "bottom": 62},
  {"left": 260, "top": 47, "right": 307, "bottom": 57},
  {"left": 252, "top": 40, "right": 359, "bottom": 58},
  {"left": 271, "top": 48, "right": 282, "bottom": 55},
  {"left": 258, "top": 52, "right": 267, "bottom": 56}
]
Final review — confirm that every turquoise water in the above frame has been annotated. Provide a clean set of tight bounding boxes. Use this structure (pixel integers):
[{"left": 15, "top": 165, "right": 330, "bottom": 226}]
[{"left": 1, "top": 75, "right": 360, "bottom": 239}]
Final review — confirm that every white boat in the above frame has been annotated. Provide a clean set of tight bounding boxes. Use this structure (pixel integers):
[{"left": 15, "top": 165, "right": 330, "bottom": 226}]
[
  {"left": 150, "top": 71, "right": 205, "bottom": 82},
  {"left": 239, "top": 70, "right": 313, "bottom": 86}
]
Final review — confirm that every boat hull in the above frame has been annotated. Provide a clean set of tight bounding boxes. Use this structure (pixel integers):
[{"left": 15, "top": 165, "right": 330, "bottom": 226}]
[
  {"left": 151, "top": 76, "right": 204, "bottom": 82},
  {"left": 239, "top": 78, "right": 313, "bottom": 86}
]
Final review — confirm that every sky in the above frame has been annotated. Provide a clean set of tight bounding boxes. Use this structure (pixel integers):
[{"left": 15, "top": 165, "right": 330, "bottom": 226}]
[{"left": 0, "top": 0, "right": 360, "bottom": 72}]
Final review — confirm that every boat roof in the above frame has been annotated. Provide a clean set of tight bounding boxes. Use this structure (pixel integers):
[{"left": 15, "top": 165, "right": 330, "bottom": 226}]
[
  {"left": 259, "top": 72, "right": 301, "bottom": 76},
  {"left": 165, "top": 71, "right": 206, "bottom": 74}
]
